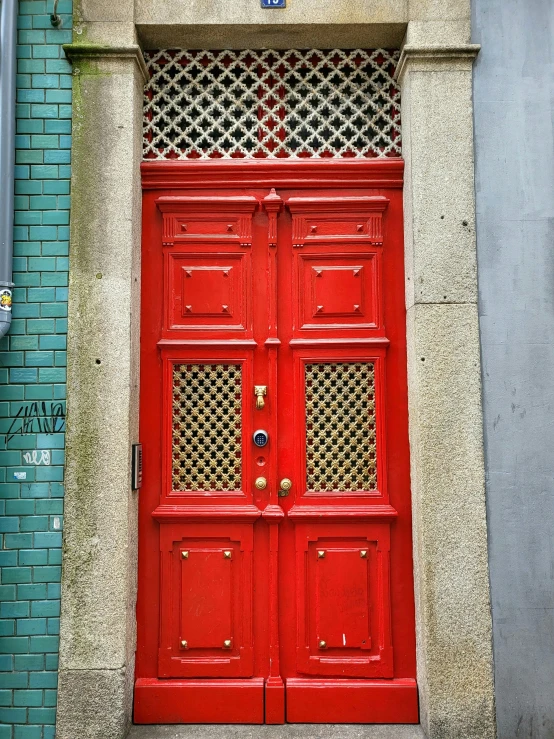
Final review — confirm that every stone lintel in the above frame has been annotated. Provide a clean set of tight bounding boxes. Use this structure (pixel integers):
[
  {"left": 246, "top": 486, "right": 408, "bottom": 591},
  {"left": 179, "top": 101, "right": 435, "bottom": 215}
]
[{"left": 135, "top": 0, "right": 407, "bottom": 27}]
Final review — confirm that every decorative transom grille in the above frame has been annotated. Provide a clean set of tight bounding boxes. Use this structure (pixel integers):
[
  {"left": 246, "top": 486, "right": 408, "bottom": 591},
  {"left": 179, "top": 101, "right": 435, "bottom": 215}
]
[
  {"left": 172, "top": 364, "right": 242, "bottom": 491},
  {"left": 305, "top": 363, "right": 377, "bottom": 492},
  {"left": 143, "top": 49, "right": 401, "bottom": 160}
]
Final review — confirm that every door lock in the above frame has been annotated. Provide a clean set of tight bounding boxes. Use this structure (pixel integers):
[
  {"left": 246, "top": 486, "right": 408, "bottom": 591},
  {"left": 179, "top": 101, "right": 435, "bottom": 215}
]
[
  {"left": 253, "top": 429, "right": 269, "bottom": 448},
  {"left": 278, "top": 478, "right": 292, "bottom": 497}
]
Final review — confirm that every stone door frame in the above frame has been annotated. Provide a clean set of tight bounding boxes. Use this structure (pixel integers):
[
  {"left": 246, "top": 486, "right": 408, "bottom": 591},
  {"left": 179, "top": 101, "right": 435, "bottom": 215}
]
[{"left": 56, "top": 3, "right": 496, "bottom": 738}]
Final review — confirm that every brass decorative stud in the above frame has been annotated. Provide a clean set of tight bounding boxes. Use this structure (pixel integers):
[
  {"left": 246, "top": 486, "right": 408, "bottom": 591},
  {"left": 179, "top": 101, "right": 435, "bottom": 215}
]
[
  {"left": 181, "top": 640, "right": 188, "bottom": 649},
  {"left": 317, "top": 550, "right": 326, "bottom": 559},
  {"left": 223, "top": 639, "right": 232, "bottom": 649},
  {"left": 360, "top": 550, "right": 368, "bottom": 558},
  {"left": 181, "top": 550, "right": 189, "bottom": 559},
  {"left": 254, "top": 477, "right": 267, "bottom": 490},
  {"left": 223, "top": 550, "right": 232, "bottom": 559},
  {"left": 318, "top": 640, "right": 327, "bottom": 649}
]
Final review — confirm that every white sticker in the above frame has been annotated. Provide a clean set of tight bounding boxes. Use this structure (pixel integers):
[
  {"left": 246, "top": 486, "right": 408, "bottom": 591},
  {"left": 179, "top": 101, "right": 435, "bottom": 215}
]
[{"left": 13, "top": 471, "right": 27, "bottom": 480}]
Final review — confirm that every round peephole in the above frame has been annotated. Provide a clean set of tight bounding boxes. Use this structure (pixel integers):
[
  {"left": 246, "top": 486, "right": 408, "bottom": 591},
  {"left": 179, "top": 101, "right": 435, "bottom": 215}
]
[{"left": 253, "top": 430, "right": 269, "bottom": 448}]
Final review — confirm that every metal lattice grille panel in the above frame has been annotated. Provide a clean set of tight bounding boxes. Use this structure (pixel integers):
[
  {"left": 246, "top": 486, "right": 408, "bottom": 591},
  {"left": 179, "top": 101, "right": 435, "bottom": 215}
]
[
  {"left": 305, "top": 363, "right": 377, "bottom": 492},
  {"left": 144, "top": 49, "right": 401, "bottom": 159},
  {"left": 172, "top": 364, "right": 242, "bottom": 491}
]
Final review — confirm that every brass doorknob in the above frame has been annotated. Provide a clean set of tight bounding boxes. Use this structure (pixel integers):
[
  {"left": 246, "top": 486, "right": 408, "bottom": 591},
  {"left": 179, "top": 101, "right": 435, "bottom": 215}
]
[
  {"left": 254, "top": 477, "right": 267, "bottom": 490},
  {"left": 278, "top": 478, "right": 292, "bottom": 497}
]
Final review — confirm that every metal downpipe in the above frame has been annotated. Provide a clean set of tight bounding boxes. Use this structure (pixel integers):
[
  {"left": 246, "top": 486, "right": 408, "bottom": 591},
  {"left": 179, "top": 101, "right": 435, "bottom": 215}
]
[{"left": 0, "top": 0, "right": 17, "bottom": 337}]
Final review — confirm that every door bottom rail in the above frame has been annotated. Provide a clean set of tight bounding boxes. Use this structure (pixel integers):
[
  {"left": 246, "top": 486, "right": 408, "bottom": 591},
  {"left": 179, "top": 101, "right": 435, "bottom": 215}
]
[{"left": 134, "top": 677, "right": 418, "bottom": 724}]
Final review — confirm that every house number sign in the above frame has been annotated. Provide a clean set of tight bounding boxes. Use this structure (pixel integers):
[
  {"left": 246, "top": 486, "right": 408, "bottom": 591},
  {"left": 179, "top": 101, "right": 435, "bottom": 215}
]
[{"left": 261, "top": 0, "right": 286, "bottom": 7}]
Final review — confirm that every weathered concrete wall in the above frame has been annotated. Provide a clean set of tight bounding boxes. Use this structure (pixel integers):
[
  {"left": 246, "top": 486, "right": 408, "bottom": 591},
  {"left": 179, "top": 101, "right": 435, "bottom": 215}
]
[{"left": 472, "top": 1, "right": 554, "bottom": 738}]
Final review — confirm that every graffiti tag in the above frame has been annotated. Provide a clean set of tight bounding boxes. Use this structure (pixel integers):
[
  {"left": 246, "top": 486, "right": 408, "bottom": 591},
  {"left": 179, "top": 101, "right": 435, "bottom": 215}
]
[
  {"left": 23, "top": 450, "right": 51, "bottom": 466},
  {"left": 6, "top": 401, "right": 65, "bottom": 443}
]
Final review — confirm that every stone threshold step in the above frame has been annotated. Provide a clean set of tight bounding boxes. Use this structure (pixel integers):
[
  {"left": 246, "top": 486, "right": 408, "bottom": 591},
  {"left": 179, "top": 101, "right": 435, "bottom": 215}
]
[{"left": 128, "top": 726, "right": 425, "bottom": 739}]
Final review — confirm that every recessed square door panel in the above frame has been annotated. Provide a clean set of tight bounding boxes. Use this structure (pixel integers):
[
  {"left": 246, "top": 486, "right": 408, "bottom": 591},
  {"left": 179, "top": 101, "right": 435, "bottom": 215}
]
[
  {"left": 311, "top": 266, "right": 364, "bottom": 317},
  {"left": 181, "top": 266, "right": 234, "bottom": 317},
  {"left": 296, "top": 524, "right": 393, "bottom": 678},
  {"left": 167, "top": 254, "right": 249, "bottom": 333},
  {"left": 299, "top": 255, "right": 380, "bottom": 330},
  {"left": 158, "top": 523, "right": 254, "bottom": 678}
]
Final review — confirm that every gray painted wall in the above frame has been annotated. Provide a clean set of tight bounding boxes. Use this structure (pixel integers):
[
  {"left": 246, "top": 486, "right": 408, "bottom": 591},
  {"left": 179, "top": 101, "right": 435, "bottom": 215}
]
[{"left": 472, "top": 1, "right": 554, "bottom": 737}]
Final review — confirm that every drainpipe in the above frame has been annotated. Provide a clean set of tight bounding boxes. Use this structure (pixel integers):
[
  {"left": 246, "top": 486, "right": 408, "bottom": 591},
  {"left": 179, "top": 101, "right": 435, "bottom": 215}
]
[{"left": 0, "top": 0, "right": 17, "bottom": 337}]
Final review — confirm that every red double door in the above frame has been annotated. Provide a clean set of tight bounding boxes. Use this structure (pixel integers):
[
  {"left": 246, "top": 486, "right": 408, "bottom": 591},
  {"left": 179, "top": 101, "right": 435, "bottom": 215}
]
[{"left": 135, "top": 161, "right": 417, "bottom": 724}]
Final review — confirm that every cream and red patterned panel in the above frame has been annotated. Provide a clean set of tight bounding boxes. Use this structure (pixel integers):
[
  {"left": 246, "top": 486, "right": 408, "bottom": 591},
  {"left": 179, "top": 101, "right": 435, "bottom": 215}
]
[{"left": 143, "top": 49, "right": 401, "bottom": 159}]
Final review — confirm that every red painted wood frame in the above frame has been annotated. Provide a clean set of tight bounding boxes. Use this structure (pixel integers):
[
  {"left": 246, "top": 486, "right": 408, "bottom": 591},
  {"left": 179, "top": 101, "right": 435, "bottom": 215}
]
[{"left": 135, "top": 159, "right": 417, "bottom": 725}]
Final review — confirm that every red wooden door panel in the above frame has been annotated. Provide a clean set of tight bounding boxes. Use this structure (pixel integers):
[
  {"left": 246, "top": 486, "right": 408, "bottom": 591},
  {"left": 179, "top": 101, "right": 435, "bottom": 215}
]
[
  {"left": 135, "top": 160, "right": 417, "bottom": 725},
  {"left": 158, "top": 522, "right": 254, "bottom": 678},
  {"left": 294, "top": 522, "right": 393, "bottom": 678}
]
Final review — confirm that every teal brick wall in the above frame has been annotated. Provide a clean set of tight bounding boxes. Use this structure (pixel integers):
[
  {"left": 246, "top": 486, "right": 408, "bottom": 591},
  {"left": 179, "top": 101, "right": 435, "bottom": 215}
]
[{"left": 0, "top": 1, "right": 72, "bottom": 737}]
